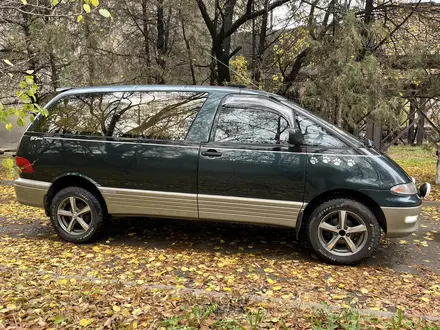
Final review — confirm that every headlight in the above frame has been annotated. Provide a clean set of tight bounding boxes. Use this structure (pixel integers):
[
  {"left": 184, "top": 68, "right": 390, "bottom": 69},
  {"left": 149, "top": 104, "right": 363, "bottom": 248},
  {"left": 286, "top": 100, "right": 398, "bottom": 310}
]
[{"left": 390, "top": 182, "right": 417, "bottom": 195}]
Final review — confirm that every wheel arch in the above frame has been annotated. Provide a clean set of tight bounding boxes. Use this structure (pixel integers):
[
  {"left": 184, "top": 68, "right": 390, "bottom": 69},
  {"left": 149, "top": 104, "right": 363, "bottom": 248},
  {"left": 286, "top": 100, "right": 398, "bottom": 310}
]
[
  {"left": 297, "top": 189, "right": 387, "bottom": 239},
  {"left": 45, "top": 173, "right": 108, "bottom": 216}
]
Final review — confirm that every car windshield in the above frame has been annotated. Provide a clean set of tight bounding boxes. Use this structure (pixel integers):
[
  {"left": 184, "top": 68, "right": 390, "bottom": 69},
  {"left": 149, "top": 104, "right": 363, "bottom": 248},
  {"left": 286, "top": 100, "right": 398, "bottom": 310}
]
[{"left": 273, "top": 95, "right": 365, "bottom": 149}]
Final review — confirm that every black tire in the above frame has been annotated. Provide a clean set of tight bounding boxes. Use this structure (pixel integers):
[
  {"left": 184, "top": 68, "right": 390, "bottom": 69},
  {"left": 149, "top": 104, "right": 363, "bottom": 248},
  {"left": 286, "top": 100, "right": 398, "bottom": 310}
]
[
  {"left": 50, "top": 186, "right": 104, "bottom": 243},
  {"left": 306, "top": 198, "right": 381, "bottom": 265}
]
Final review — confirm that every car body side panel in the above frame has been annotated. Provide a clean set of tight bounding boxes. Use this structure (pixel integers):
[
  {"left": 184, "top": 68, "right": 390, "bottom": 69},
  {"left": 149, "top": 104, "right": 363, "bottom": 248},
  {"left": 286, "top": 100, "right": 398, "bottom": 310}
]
[
  {"left": 304, "top": 147, "right": 422, "bottom": 208},
  {"left": 15, "top": 89, "right": 229, "bottom": 219},
  {"left": 198, "top": 143, "right": 307, "bottom": 227},
  {"left": 17, "top": 135, "right": 199, "bottom": 193}
]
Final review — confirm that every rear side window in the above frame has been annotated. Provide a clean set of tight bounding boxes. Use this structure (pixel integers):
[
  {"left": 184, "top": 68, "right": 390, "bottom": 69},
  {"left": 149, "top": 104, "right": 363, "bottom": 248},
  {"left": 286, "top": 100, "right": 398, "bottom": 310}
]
[
  {"left": 214, "top": 107, "right": 290, "bottom": 144},
  {"left": 32, "top": 92, "right": 207, "bottom": 141},
  {"left": 296, "top": 114, "right": 346, "bottom": 148}
]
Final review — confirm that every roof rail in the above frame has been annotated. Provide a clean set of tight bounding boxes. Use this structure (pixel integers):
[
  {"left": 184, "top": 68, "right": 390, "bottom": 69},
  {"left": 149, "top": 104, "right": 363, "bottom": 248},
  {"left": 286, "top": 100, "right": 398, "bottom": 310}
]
[{"left": 55, "top": 87, "right": 73, "bottom": 93}]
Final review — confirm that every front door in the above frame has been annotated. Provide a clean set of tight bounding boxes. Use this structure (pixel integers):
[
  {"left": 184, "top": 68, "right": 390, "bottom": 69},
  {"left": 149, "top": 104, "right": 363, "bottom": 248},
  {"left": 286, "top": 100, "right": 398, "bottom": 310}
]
[{"left": 197, "top": 95, "right": 307, "bottom": 228}]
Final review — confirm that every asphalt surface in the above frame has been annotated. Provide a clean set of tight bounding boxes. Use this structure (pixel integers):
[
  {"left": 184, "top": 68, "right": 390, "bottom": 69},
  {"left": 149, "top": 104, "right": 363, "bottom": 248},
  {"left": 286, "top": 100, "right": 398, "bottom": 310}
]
[
  {"left": 1, "top": 206, "right": 439, "bottom": 273},
  {"left": 0, "top": 116, "right": 27, "bottom": 152}
]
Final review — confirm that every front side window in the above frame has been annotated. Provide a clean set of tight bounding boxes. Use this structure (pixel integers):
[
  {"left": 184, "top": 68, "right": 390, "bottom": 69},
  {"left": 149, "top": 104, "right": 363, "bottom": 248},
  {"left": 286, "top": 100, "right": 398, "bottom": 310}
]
[
  {"left": 33, "top": 91, "right": 207, "bottom": 141},
  {"left": 296, "top": 114, "right": 346, "bottom": 148},
  {"left": 214, "top": 107, "right": 290, "bottom": 144}
]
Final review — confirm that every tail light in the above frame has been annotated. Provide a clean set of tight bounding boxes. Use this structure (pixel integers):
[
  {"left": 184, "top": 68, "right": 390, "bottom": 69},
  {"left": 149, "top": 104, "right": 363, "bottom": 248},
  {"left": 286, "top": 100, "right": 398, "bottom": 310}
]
[{"left": 15, "top": 156, "right": 34, "bottom": 174}]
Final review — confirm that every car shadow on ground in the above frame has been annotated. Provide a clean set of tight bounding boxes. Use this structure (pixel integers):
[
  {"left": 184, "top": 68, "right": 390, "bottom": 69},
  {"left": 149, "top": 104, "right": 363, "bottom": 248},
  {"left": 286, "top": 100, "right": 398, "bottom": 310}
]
[
  {"left": 1, "top": 214, "right": 439, "bottom": 273},
  {"left": 103, "top": 217, "right": 434, "bottom": 272},
  {"left": 105, "top": 216, "right": 314, "bottom": 260}
]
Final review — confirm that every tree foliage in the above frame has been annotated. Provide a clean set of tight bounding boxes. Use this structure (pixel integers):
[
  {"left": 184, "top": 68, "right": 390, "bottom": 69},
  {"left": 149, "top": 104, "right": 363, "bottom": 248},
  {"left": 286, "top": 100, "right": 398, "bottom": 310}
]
[
  {"left": 0, "top": 0, "right": 112, "bottom": 131},
  {"left": 0, "top": 0, "right": 438, "bottom": 133}
]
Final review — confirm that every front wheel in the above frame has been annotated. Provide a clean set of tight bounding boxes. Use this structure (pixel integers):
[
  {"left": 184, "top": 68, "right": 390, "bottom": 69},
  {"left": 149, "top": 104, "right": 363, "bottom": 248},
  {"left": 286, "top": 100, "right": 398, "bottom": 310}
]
[{"left": 306, "top": 198, "right": 381, "bottom": 265}]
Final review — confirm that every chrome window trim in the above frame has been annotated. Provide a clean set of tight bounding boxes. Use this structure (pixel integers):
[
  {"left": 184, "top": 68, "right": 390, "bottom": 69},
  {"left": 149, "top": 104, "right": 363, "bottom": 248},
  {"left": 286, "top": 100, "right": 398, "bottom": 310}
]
[
  {"left": 28, "top": 135, "right": 380, "bottom": 156},
  {"left": 200, "top": 147, "right": 380, "bottom": 157},
  {"left": 34, "top": 136, "right": 199, "bottom": 149}
]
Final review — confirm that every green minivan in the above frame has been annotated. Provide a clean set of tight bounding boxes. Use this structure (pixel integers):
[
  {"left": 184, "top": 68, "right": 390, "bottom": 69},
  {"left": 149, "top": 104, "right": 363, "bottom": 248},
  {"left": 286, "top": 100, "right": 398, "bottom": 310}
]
[{"left": 14, "top": 85, "right": 430, "bottom": 265}]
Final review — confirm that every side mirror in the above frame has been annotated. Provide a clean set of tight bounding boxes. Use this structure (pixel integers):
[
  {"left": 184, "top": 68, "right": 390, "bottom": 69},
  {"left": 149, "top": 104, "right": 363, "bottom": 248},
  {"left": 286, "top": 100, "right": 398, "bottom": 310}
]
[
  {"left": 419, "top": 182, "right": 431, "bottom": 199},
  {"left": 288, "top": 128, "right": 303, "bottom": 145}
]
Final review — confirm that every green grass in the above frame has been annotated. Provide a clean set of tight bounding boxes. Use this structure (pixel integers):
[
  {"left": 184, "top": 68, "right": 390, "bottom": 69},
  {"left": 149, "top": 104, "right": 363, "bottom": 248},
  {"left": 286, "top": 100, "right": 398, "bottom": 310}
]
[
  {"left": 158, "top": 304, "right": 440, "bottom": 330},
  {"left": 388, "top": 145, "right": 437, "bottom": 168},
  {"left": 387, "top": 145, "right": 438, "bottom": 200}
]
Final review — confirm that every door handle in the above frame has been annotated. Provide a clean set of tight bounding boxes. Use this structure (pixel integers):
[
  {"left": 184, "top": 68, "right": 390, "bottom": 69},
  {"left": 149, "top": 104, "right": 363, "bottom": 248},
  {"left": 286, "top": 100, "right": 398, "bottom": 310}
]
[{"left": 202, "top": 149, "right": 222, "bottom": 157}]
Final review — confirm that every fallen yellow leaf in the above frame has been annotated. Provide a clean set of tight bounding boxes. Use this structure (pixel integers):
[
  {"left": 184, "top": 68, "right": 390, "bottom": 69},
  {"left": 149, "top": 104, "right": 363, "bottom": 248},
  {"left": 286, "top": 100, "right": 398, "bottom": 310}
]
[{"left": 79, "top": 318, "right": 93, "bottom": 327}]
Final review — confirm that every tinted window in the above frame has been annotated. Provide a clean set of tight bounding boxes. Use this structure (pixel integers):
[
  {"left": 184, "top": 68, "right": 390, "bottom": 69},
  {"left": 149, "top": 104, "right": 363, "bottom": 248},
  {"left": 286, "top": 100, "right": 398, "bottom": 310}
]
[
  {"left": 33, "top": 92, "right": 207, "bottom": 141},
  {"left": 214, "top": 107, "right": 290, "bottom": 144},
  {"left": 296, "top": 114, "right": 346, "bottom": 148}
]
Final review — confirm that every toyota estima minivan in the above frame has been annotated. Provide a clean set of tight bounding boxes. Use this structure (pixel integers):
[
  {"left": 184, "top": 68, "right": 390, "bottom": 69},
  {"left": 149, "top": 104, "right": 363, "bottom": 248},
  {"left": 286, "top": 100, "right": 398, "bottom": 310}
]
[{"left": 14, "top": 85, "right": 430, "bottom": 265}]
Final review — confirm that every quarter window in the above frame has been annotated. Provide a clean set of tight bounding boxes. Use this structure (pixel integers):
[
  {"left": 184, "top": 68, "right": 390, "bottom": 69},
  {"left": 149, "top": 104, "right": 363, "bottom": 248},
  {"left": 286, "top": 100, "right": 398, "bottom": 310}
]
[
  {"left": 33, "top": 92, "right": 207, "bottom": 141},
  {"left": 296, "top": 114, "right": 346, "bottom": 148},
  {"left": 214, "top": 107, "right": 290, "bottom": 144}
]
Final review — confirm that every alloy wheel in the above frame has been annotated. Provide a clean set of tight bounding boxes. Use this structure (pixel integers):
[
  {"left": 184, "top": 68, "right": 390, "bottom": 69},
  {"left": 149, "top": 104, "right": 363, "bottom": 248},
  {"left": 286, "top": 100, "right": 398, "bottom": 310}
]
[
  {"left": 57, "top": 196, "right": 92, "bottom": 235},
  {"left": 317, "top": 210, "right": 368, "bottom": 256}
]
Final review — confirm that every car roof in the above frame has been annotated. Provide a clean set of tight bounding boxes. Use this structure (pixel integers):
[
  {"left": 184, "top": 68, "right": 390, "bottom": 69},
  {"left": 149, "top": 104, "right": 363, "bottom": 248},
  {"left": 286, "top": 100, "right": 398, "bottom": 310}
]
[{"left": 55, "top": 85, "right": 271, "bottom": 97}]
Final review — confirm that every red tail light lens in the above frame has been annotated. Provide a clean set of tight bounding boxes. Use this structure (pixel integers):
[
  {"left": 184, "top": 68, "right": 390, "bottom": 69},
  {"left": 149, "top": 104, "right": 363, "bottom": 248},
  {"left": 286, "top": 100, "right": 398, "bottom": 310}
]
[{"left": 15, "top": 156, "right": 34, "bottom": 174}]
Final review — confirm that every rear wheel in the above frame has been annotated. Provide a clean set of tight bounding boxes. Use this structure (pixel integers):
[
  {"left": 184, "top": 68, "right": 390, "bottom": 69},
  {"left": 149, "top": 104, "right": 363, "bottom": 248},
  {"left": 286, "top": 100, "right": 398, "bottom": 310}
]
[
  {"left": 306, "top": 198, "right": 381, "bottom": 265},
  {"left": 50, "top": 186, "right": 104, "bottom": 243}
]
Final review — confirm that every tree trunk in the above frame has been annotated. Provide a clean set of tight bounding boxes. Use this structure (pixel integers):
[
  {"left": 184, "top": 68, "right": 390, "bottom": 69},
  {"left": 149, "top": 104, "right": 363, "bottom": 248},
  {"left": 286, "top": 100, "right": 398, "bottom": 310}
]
[
  {"left": 251, "top": 4, "right": 256, "bottom": 75},
  {"left": 214, "top": 0, "right": 237, "bottom": 85},
  {"left": 253, "top": 0, "right": 269, "bottom": 84},
  {"left": 364, "top": 0, "right": 374, "bottom": 24},
  {"left": 195, "top": 0, "right": 291, "bottom": 86},
  {"left": 84, "top": 16, "right": 95, "bottom": 86},
  {"left": 213, "top": 39, "right": 231, "bottom": 85},
  {"left": 209, "top": 45, "right": 217, "bottom": 85},
  {"left": 156, "top": 0, "right": 167, "bottom": 84},
  {"left": 141, "top": 0, "right": 151, "bottom": 82},
  {"left": 335, "top": 98, "right": 342, "bottom": 127},
  {"left": 42, "top": 3, "right": 59, "bottom": 92},
  {"left": 408, "top": 99, "right": 416, "bottom": 144},
  {"left": 216, "top": 52, "right": 231, "bottom": 85},
  {"left": 278, "top": 48, "right": 308, "bottom": 95},
  {"left": 436, "top": 149, "right": 440, "bottom": 185},
  {"left": 49, "top": 52, "right": 59, "bottom": 91},
  {"left": 180, "top": 13, "right": 196, "bottom": 85},
  {"left": 416, "top": 102, "right": 425, "bottom": 145},
  {"left": 22, "top": 12, "right": 40, "bottom": 103}
]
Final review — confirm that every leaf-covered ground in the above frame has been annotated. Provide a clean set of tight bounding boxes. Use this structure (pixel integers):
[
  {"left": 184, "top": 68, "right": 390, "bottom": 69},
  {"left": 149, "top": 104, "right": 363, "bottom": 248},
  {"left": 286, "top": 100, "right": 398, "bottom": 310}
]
[
  {"left": 0, "top": 155, "right": 8, "bottom": 182},
  {"left": 1, "top": 183, "right": 440, "bottom": 328},
  {"left": 388, "top": 145, "right": 440, "bottom": 201}
]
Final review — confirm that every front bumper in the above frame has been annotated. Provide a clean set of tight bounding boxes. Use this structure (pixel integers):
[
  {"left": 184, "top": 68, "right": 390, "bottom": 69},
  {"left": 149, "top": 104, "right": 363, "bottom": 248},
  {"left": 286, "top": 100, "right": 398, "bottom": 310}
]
[
  {"left": 14, "top": 178, "right": 50, "bottom": 208},
  {"left": 381, "top": 205, "right": 421, "bottom": 238}
]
